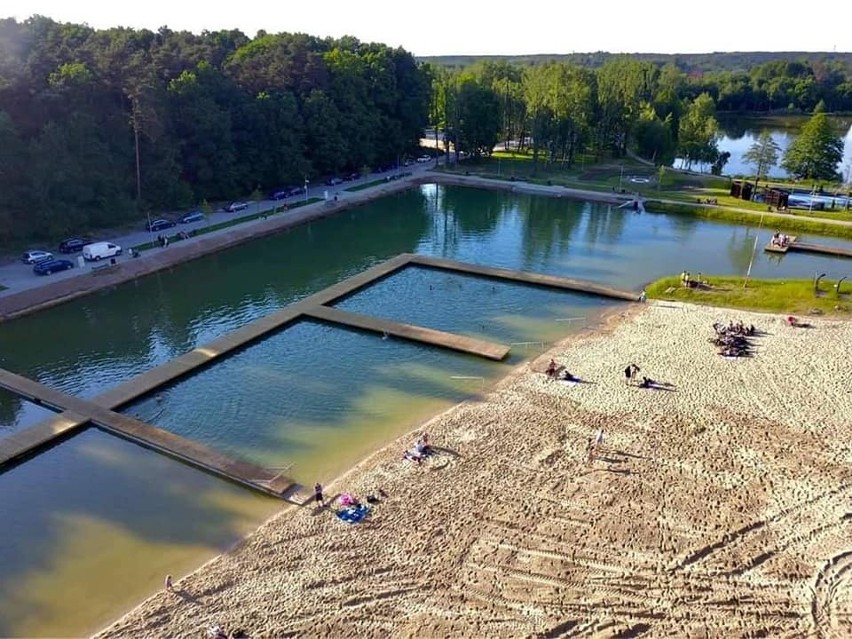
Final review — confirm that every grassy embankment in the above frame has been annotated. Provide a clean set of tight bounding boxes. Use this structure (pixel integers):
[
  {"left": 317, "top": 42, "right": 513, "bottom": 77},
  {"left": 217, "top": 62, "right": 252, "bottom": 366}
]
[
  {"left": 131, "top": 198, "right": 323, "bottom": 251},
  {"left": 646, "top": 275, "right": 852, "bottom": 315}
]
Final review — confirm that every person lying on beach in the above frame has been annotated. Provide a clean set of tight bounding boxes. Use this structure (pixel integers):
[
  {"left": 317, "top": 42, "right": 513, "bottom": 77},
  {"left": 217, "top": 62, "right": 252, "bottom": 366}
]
[
  {"left": 639, "top": 376, "right": 655, "bottom": 389},
  {"left": 561, "top": 370, "right": 577, "bottom": 382},
  {"left": 339, "top": 492, "right": 360, "bottom": 507},
  {"left": 787, "top": 316, "right": 813, "bottom": 329},
  {"left": 403, "top": 449, "right": 424, "bottom": 464}
]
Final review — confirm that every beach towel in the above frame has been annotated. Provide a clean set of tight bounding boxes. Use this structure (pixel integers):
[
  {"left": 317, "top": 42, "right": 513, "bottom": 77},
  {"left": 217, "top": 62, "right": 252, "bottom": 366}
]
[
  {"left": 336, "top": 504, "right": 370, "bottom": 524},
  {"left": 558, "top": 379, "right": 580, "bottom": 387}
]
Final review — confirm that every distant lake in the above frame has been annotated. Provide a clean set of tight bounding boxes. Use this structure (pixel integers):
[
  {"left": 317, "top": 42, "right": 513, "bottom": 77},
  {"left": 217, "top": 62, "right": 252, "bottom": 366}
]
[{"left": 676, "top": 115, "right": 852, "bottom": 180}]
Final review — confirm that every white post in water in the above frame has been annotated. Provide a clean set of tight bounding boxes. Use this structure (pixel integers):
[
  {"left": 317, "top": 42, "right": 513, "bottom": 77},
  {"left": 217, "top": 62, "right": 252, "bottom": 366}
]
[{"left": 744, "top": 234, "right": 759, "bottom": 289}]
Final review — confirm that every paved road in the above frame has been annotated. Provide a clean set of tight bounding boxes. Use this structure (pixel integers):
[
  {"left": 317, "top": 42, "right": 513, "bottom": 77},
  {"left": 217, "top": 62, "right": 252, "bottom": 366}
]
[{"left": 0, "top": 164, "right": 435, "bottom": 298}]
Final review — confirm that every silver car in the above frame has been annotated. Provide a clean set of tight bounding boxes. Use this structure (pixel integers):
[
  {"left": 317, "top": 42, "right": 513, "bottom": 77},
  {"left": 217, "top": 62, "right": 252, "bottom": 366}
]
[{"left": 22, "top": 250, "right": 54, "bottom": 264}]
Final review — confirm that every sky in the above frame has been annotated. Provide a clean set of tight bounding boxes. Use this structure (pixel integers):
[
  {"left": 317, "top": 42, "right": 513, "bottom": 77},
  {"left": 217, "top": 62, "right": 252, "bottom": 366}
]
[{"left": 5, "top": 0, "right": 851, "bottom": 57}]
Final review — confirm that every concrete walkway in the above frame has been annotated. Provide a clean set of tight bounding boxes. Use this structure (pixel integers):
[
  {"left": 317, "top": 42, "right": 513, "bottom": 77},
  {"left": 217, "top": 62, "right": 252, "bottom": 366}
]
[{"left": 0, "top": 367, "right": 292, "bottom": 497}]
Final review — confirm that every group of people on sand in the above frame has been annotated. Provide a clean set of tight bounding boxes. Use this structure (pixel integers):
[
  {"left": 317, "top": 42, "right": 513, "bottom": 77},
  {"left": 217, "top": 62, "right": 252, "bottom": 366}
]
[
  {"left": 711, "top": 320, "right": 757, "bottom": 358},
  {"left": 623, "top": 362, "right": 672, "bottom": 390},
  {"left": 545, "top": 358, "right": 578, "bottom": 382},
  {"left": 544, "top": 358, "right": 671, "bottom": 390}
]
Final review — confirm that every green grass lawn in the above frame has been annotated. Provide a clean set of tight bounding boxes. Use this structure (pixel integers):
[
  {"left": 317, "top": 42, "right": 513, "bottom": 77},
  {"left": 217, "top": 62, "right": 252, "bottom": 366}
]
[
  {"left": 646, "top": 275, "right": 852, "bottom": 315},
  {"left": 132, "top": 198, "right": 323, "bottom": 251}
]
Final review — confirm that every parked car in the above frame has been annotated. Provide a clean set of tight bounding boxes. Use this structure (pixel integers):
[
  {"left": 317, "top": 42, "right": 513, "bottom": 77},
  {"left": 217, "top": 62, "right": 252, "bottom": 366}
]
[
  {"left": 416, "top": 155, "right": 432, "bottom": 163},
  {"left": 178, "top": 211, "right": 205, "bottom": 224},
  {"left": 21, "top": 250, "right": 53, "bottom": 264},
  {"left": 288, "top": 186, "right": 305, "bottom": 197},
  {"left": 58, "top": 237, "right": 89, "bottom": 253},
  {"left": 83, "top": 242, "right": 122, "bottom": 262},
  {"left": 325, "top": 177, "right": 344, "bottom": 186},
  {"left": 33, "top": 258, "right": 74, "bottom": 276},
  {"left": 346, "top": 172, "right": 362, "bottom": 181},
  {"left": 224, "top": 201, "right": 248, "bottom": 212},
  {"left": 145, "top": 218, "right": 175, "bottom": 232},
  {"left": 269, "top": 190, "right": 288, "bottom": 200}
]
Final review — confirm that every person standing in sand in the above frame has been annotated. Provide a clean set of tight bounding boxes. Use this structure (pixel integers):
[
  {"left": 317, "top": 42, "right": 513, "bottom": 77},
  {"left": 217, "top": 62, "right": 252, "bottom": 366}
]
[
  {"left": 165, "top": 575, "right": 173, "bottom": 592},
  {"left": 314, "top": 483, "right": 325, "bottom": 507}
]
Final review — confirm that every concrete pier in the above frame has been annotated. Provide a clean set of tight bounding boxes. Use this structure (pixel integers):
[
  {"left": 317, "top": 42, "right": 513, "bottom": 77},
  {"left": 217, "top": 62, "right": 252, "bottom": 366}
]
[
  {"left": 304, "top": 305, "right": 511, "bottom": 360},
  {"left": 95, "top": 255, "right": 412, "bottom": 410},
  {"left": 1, "top": 252, "right": 635, "bottom": 484},
  {"left": 0, "top": 368, "right": 292, "bottom": 496},
  {"left": 407, "top": 254, "right": 639, "bottom": 301}
]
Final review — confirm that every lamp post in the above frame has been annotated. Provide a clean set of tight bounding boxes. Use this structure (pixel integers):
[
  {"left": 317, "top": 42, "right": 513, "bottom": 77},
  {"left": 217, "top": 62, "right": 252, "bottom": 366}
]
[
  {"left": 619, "top": 164, "right": 624, "bottom": 191},
  {"left": 304, "top": 176, "right": 309, "bottom": 203},
  {"left": 145, "top": 210, "right": 155, "bottom": 248}
]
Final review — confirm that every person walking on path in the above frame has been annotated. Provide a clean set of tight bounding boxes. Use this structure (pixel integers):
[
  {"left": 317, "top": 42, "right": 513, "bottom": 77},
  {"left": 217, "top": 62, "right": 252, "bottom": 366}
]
[
  {"left": 314, "top": 482, "right": 325, "bottom": 507},
  {"left": 165, "top": 574, "right": 173, "bottom": 592}
]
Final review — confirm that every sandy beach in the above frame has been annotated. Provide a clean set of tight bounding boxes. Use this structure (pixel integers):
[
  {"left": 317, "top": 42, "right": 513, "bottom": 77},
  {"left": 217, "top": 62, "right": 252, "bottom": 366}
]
[{"left": 96, "top": 302, "right": 852, "bottom": 638}]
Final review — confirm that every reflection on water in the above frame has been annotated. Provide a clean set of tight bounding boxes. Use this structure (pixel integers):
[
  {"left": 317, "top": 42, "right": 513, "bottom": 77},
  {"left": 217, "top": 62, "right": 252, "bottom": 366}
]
[
  {"left": 676, "top": 115, "right": 852, "bottom": 179},
  {"left": 0, "top": 388, "right": 59, "bottom": 435},
  {"left": 0, "top": 429, "right": 279, "bottom": 637},
  {"left": 3, "top": 184, "right": 852, "bottom": 635}
]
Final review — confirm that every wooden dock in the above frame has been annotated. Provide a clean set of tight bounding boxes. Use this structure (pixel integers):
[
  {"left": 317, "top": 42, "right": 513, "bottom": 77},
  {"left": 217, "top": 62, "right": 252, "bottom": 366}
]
[
  {"left": 304, "top": 305, "right": 511, "bottom": 360},
  {"left": 788, "top": 241, "right": 852, "bottom": 259},
  {"left": 406, "top": 254, "right": 640, "bottom": 301},
  {"left": 764, "top": 236, "right": 852, "bottom": 259},
  {"left": 1, "top": 252, "right": 637, "bottom": 487},
  {"left": 0, "top": 368, "right": 292, "bottom": 496}
]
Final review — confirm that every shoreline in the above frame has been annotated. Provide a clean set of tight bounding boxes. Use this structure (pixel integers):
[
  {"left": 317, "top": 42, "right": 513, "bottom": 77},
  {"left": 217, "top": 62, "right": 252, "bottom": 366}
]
[
  {"left": 0, "top": 174, "right": 632, "bottom": 322},
  {"left": 90, "top": 300, "right": 635, "bottom": 637},
  {"left": 95, "top": 301, "right": 852, "bottom": 637}
]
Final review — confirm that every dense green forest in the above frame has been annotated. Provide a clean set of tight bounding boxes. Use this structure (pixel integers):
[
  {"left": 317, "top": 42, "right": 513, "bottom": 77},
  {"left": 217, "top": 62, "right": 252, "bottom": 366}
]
[
  {"left": 424, "top": 52, "right": 852, "bottom": 112},
  {"left": 1, "top": 15, "right": 850, "bottom": 244},
  {"left": 0, "top": 17, "right": 428, "bottom": 243}
]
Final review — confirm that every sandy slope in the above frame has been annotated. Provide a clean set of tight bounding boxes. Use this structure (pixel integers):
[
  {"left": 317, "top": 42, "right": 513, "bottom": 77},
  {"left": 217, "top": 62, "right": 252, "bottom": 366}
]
[{"left": 97, "top": 302, "right": 852, "bottom": 638}]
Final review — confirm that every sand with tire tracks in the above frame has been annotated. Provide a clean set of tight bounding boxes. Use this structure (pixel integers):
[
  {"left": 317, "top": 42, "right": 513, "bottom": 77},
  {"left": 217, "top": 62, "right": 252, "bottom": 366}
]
[{"left": 96, "top": 301, "right": 852, "bottom": 638}]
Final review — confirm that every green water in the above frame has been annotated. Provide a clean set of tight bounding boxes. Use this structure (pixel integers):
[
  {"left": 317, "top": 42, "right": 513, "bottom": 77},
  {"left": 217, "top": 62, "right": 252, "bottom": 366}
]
[{"left": 2, "top": 184, "right": 852, "bottom": 636}]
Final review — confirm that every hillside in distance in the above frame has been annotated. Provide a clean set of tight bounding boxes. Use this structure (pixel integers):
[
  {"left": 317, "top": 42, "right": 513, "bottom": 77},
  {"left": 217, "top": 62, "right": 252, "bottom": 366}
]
[{"left": 418, "top": 51, "right": 852, "bottom": 73}]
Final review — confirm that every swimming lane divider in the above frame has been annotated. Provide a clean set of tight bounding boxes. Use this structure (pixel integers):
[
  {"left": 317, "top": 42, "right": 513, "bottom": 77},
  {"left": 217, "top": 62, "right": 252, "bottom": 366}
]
[{"left": 303, "top": 305, "right": 511, "bottom": 361}]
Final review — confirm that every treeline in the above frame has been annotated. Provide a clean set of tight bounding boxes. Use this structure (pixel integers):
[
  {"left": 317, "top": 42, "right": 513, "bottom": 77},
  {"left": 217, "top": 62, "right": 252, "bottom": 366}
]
[
  {"left": 0, "top": 17, "right": 428, "bottom": 243},
  {"left": 428, "top": 56, "right": 848, "bottom": 179},
  {"left": 1, "top": 17, "right": 849, "bottom": 245},
  {"left": 423, "top": 52, "right": 852, "bottom": 112}
]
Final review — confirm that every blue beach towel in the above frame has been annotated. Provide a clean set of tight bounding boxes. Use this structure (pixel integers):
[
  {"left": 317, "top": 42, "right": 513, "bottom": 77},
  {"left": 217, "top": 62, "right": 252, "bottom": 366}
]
[{"left": 336, "top": 504, "right": 370, "bottom": 524}]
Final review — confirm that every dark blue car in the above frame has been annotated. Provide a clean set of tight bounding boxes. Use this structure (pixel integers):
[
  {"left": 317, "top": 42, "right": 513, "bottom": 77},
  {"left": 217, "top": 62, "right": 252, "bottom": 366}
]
[{"left": 33, "top": 258, "right": 74, "bottom": 276}]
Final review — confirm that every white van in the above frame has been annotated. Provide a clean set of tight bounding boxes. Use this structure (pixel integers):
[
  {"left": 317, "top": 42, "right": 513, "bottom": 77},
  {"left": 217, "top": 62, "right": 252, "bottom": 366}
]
[{"left": 83, "top": 241, "right": 122, "bottom": 262}]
